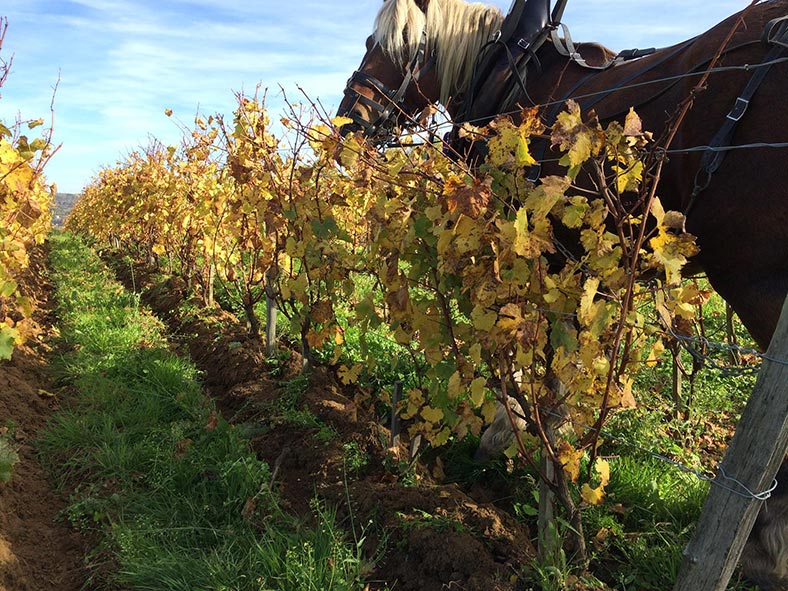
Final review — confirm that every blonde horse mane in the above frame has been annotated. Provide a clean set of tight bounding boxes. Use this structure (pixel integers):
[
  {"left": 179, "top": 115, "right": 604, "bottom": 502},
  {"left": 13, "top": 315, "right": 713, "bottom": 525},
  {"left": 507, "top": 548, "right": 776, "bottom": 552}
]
[{"left": 373, "top": 0, "right": 504, "bottom": 105}]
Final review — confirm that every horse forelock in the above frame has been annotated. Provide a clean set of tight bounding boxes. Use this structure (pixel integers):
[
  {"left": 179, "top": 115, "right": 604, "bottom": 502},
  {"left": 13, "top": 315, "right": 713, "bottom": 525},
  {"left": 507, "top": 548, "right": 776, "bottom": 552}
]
[
  {"left": 373, "top": 0, "right": 427, "bottom": 68},
  {"left": 373, "top": 0, "right": 503, "bottom": 105}
]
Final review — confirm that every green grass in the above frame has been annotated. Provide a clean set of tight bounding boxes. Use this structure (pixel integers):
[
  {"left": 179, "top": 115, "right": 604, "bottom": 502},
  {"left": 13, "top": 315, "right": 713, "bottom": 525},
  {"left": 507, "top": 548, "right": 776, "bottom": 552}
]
[{"left": 39, "top": 232, "right": 368, "bottom": 590}]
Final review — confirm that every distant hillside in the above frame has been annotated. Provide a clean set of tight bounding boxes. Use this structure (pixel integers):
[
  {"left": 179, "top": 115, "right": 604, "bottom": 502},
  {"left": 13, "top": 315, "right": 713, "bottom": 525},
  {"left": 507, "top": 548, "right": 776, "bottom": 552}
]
[{"left": 53, "top": 192, "right": 80, "bottom": 227}]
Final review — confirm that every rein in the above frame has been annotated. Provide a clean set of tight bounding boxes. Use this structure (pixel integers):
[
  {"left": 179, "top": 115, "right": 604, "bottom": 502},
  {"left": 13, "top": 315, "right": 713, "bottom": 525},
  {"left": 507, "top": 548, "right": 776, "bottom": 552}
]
[{"left": 341, "top": 29, "right": 434, "bottom": 137}]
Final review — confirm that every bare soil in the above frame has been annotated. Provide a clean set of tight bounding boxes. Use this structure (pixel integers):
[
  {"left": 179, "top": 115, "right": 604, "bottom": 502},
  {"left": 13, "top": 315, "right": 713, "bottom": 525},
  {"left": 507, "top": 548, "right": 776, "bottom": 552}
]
[{"left": 0, "top": 245, "right": 86, "bottom": 591}]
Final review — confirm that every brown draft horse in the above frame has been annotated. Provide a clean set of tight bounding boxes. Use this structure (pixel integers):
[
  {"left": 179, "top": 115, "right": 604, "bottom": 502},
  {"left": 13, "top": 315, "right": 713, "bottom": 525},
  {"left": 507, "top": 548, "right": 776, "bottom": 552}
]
[{"left": 337, "top": 0, "right": 788, "bottom": 587}]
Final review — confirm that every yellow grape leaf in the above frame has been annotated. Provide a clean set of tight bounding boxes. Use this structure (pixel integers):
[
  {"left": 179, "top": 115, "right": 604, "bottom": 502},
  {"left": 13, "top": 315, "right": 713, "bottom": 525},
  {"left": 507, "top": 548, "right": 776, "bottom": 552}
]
[
  {"left": 578, "top": 277, "right": 600, "bottom": 324},
  {"left": 471, "top": 305, "right": 497, "bottom": 331},
  {"left": 0, "top": 324, "right": 18, "bottom": 360},
  {"left": 469, "top": 343, "right": 482, "bottom": 366},
  {"left": 424, "top": 347, "right": 443, "bottom": 366},
  {"left": 668, "top": 282, "right": 708, "bottom": 320},
  {"left": 591, "top": 355, "right": 610, "bottom": 377},
  {"left": 650, "top": 196, "right": 666, "bottom": 226},
  {"left": 618, "top": 377, "right": 637, "bottom": 409},
  {"left": 561, "top": 196, "right": 589, "bottom": 229},
  {"left": 447, "top": 371, "right": 462, "bottom": 399},
  {"left": 581, "top": 483, "right": 605, "bottom": 505},
  {"left": 330, "top": 346, "right": 343, "bottom": 365},
  {"left": 581, "top": 458, "right": 611, "bottom": 505},
  {"left": 595, "top": 458, "right": 611, "bottom": 484},
  {"left": 331, "top": 115, "right": 353, "bottom": 128},
  {"left": 524, "top": 175, "right": 569, "bottom": 221},
  {"left": 469, "top": 377, "right": 487, "bottom": 408},
  {"left": 0, "top": 280, "right": 17, "bottom": 298},
  {"left": 432, "top": 427, "right": 451, "bottom": 447},
  {"left": 338, "top": 135, "right": 361, "bottom": 168},
  {"left": 615, "top": 160, "right": 643, "bottom": 193},
  {"left": 497, "top": 302, "right": 525, "bottom": 337},
  {"left": 486, "top": 115, "right": 540, "bottom": 168},
  {"left": 557, "top": 441, "right": 583, "bottom": 482},
  {"left": 421, "top": 405, "right": 445, "bottom": 423},
  {"left": 512, "top": 207, "right": 535, "bottom": 258},
  {"left": 649, "top": 229, "right": 699, "bottom": 284},
  {"left": 481, "top": 399, "right": 498, "bottom": 423},
  {"left": 393, "top": 325, "right": 412, "bottom": 345},
  {"left": 334, "top": 325, "right": 345, "bottom": 345},
  {"left": 486, "top": 119, "right": 517, "bottom": 168},
  {"left": 306, "top": 124, "right": 332, "bottom": 150},
  {"left": 672, "top": 281, "right": 711, "bottom": 307},
  {"left": 403, "top": 388, "right": 425, "bottom": 420},
  {"left": 15, "top": 297, "right": 33, "bottom": 319},
  {"left": 552, "top": 100, "right": 602, "bottom": 178},
  {"left": 337, "top": 363, "right": 362, "bottom": 385},
  {"left": 515, "top": 132, "right": 535, "bottom": 167},
  {"left": 645, "top": 338, "right": 665, "bottom": 367},
  {"left": 672, "top": 301, "right": 696, "bottom": 320}
]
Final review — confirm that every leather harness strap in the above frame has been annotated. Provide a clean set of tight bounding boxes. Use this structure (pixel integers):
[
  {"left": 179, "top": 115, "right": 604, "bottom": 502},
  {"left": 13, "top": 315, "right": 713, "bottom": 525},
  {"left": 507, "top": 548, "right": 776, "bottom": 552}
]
[
  {"left": 342, "top": 29, "right": 433, "bottom": 137},
  {"left": 686, "top": 15, "right": 788, "bottom": 215}
]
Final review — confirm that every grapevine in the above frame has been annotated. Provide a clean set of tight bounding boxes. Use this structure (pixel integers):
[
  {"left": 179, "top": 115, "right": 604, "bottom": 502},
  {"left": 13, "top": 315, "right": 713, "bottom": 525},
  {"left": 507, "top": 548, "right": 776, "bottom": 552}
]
[
  {"left": 67, "top": 92, "right": 700, "bottom": 564},
  {"left": 0, "top": 17, "right": 55, "bottom": 359}
]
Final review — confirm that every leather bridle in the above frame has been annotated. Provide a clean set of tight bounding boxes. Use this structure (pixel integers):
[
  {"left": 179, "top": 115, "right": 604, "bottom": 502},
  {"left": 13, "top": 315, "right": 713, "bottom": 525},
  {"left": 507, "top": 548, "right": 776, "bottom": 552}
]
[{"left": 339, "top": 29, "right": 435, "bottom": 138}]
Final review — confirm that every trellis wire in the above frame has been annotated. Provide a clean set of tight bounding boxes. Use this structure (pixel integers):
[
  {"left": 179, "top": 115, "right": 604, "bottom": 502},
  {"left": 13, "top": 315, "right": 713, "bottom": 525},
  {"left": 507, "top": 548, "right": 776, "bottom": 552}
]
[
  {"left": 456, "top": 56, "right": 788, "bottom": 128},
  {"left": 538, "top": 405, "right": 780, "bottom": 501}
]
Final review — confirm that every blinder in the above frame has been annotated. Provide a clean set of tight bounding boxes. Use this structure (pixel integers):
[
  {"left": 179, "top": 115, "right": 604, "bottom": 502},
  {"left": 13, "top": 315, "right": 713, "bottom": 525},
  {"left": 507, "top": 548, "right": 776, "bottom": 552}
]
[{"left": 339, "top": 29, "right": 433, "bottom": 139}]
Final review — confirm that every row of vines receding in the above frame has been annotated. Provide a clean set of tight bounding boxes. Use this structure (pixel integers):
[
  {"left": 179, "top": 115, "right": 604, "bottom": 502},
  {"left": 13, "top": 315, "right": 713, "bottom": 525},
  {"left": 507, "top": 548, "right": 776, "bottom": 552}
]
[
  {"left": 0, "top": 16, "right": 55, "bottom": 360},
  {"left": 66, "top": 89, "right": 704, "bottom": 565}
]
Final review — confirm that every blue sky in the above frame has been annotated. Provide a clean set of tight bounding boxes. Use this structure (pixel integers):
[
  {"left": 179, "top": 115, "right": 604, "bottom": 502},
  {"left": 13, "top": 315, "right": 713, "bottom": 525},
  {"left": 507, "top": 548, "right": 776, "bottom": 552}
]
[{"left": 1, "top": 0, "right": 747, "bottom": 194}]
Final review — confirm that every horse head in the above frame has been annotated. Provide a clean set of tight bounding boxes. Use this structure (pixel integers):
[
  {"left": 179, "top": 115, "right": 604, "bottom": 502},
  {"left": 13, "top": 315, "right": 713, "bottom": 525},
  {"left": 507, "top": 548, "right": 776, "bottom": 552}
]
[{"left": 336, "top": 0, "right": 503, "bottom": 141}]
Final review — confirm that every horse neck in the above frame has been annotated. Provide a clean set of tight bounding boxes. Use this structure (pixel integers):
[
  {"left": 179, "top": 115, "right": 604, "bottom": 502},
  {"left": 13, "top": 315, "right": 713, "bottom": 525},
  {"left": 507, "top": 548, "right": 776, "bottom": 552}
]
[{"left": 427, "top": 0, "right": 503, "bottom": 105}]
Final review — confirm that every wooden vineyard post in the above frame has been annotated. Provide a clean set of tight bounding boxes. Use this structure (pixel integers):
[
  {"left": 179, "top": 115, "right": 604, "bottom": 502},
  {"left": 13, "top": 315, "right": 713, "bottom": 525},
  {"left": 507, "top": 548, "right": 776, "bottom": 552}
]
[
  {"left": 673, "top": 295, "right": 788, "bottom": 591},
  {"left": 537, "top": 428, "right": 557, "bottom": 564},
  {"left": 264, "top": 221, "right": 277, "bottom": 357},
  {"left": 265, "top": 266, "right": 277, "bottom": 357},
  {"left": 391, "top": 380, "right": 402, "bottom": 448}
]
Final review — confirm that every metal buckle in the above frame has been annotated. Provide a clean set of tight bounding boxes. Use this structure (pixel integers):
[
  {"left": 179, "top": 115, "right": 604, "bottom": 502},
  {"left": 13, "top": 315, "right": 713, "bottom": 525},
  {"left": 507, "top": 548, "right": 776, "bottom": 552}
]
[
  {"left": 517, "top": 38, "right": 530, "bottom": 51},
  {"left": 727, "top": 97, "right": 749, "bottom": 122}
]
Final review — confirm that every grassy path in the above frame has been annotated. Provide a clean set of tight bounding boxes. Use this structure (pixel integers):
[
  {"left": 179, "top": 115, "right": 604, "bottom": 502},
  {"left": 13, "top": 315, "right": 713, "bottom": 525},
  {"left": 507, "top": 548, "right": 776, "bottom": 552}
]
[{"left": 39, "top": 232, "right": 366, "bottom": 590}]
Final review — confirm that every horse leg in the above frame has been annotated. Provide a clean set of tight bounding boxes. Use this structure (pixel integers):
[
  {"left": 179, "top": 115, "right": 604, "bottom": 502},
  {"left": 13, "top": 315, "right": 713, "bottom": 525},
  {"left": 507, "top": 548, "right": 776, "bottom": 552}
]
[
  {"left": 740, "top": 460, "right": 788, "bottom": 591},
  {"left": 709, "top": 275, "right": 788, "bottom": 352}
]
